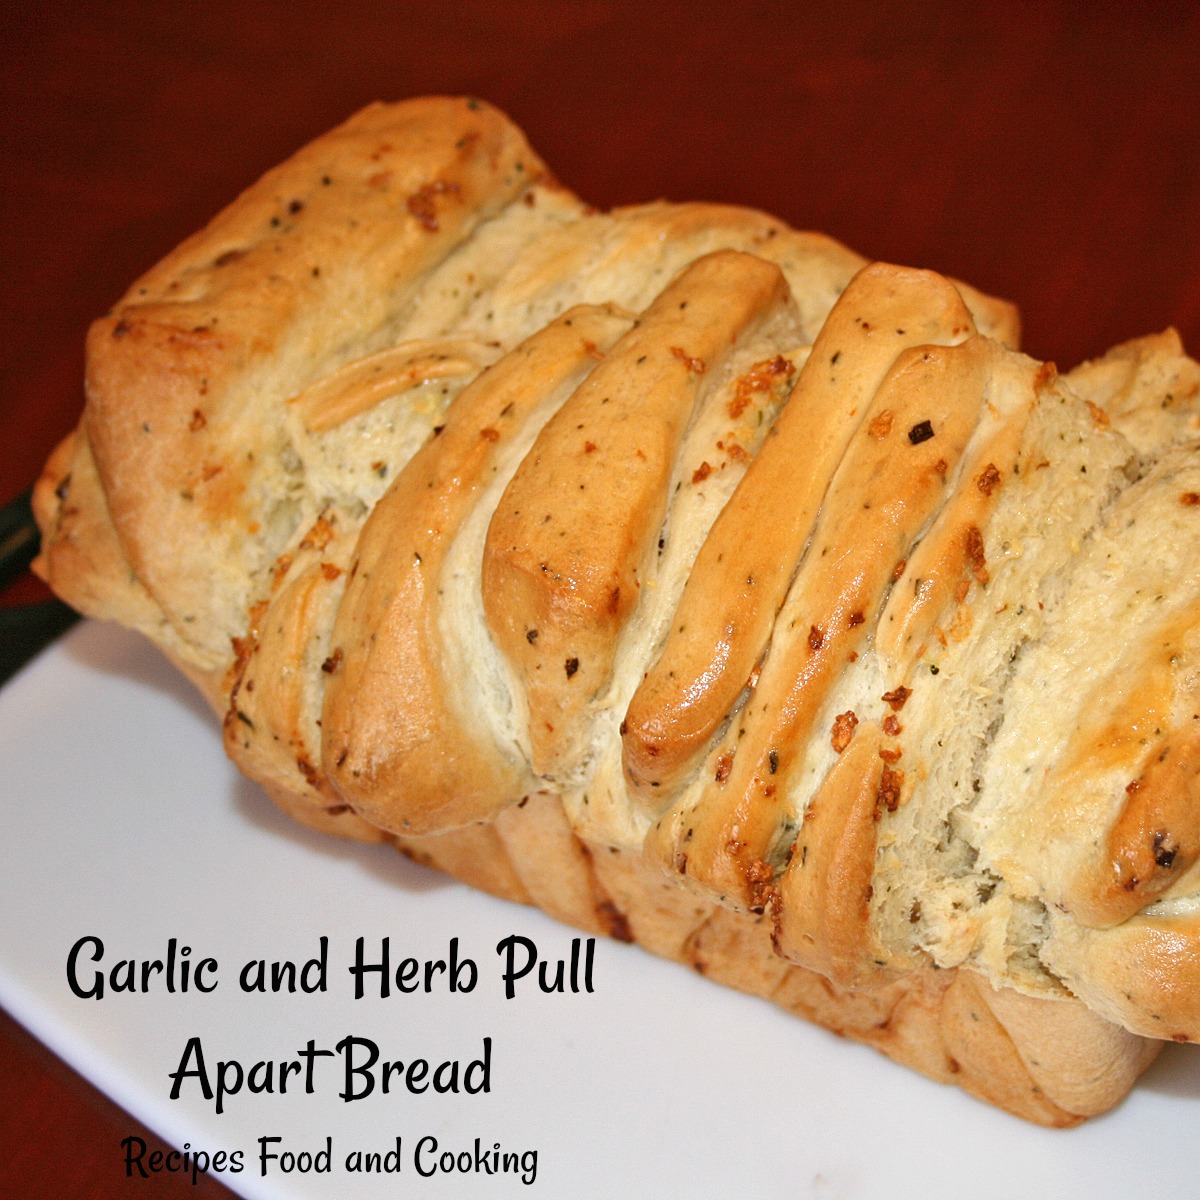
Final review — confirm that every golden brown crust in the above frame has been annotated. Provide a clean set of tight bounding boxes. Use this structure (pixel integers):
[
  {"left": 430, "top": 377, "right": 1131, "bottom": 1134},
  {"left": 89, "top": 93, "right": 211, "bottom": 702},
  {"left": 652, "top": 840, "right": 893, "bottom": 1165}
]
[
  {"left": 772, "top": 723, "right": 899, "bottom": 987},
  {"left": 83, "top": 97, "right": 546, "bottom": 666},
  {"left": 484, "top": 251, "right": 793, "bottom": 778},
  {"left": 937, "top": 971, "right": 1081, "bottom": 1125},
  {"left": 33, "top": 430, "right": 165, "bottom": 633},
  {"left": 622, "top": 265, "right": 978, "bottom": 802},
  {"left": 977, "top": 979, "right": 1162, "bottom": 1117},
  {"left": 222, "top": 521, "right": 362, "bottom": 825},
  {"left": 650, "top": 334, "right": 991, "bottom": 906},
  {"left": 873, "top": 362, "right": 1043, "bottom": 673},
  {"left": 322, "top": 306, "right": 632, "bottom": 833}
]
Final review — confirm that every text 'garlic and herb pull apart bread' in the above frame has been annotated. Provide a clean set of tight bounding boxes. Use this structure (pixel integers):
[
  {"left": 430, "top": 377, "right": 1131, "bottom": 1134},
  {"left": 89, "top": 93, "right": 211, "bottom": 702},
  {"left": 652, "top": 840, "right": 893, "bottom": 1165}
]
[{"left": 33, "top": 96, "right": 1200, "bottom": 1126}]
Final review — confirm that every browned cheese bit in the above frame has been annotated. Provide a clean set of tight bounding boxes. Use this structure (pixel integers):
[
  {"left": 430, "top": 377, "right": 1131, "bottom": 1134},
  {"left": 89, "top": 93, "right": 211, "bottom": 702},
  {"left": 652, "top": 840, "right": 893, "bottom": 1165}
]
[
  {"left": 650, "top": 334, "right": 991, "bottom": 906},
  {"left": 322, "top": 305, "right": 632, "bottom": 834},
  {"left": 622, "top": 263, "right": 979, "bottom": 804},
  {"left": 484, "top": 250, "right": 792, "bottom": 778}
]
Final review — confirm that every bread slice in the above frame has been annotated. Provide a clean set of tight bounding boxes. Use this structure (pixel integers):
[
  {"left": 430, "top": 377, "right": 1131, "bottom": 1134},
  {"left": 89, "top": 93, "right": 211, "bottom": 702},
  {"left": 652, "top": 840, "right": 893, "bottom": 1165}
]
[{"left": 35, "top": 96, "right": 1200, "bottom": 1124}]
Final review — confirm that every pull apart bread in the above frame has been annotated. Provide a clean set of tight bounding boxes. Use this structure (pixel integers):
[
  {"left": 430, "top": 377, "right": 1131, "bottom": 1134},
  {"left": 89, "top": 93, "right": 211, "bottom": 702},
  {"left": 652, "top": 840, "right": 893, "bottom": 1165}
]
[{"left": 33, "top": 96, "right": 1200, "bottom": 1125}]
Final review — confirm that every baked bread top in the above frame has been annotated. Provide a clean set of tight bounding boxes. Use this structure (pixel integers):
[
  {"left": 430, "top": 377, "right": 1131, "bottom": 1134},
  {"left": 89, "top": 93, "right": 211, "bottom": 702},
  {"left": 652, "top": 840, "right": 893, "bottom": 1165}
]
[{"left": 34, "top": 96, "right": 1200, "bottom": 1049}]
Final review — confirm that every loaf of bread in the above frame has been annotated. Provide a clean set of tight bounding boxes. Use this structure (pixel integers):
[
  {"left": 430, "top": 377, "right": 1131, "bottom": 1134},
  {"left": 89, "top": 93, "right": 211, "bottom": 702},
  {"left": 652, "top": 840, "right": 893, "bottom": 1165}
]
[{"left": 34, "top": 96, "right": 1200, "bottom": 1125}]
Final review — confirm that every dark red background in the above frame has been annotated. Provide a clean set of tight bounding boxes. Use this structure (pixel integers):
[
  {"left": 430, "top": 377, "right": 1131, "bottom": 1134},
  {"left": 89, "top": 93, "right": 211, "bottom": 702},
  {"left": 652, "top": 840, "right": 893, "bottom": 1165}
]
[{"left": 3, "top": 2, "right": 1200, "bottom": 1195}]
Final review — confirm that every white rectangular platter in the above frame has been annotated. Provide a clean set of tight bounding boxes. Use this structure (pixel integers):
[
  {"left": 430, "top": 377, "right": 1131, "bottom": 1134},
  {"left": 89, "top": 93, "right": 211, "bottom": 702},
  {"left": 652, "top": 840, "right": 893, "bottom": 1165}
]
[{"left": 1, "top": 620, "right": 1197, "bottom": 1199}]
